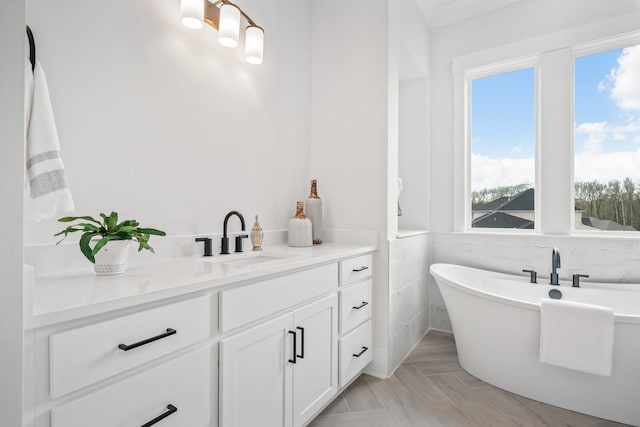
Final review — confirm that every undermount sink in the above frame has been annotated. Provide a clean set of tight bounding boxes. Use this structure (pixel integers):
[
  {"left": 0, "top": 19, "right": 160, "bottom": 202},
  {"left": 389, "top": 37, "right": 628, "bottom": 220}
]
[
  {"left": 220, "top": 255, "right": 286, "bottom": 267},
  {"left": 199, "top": 253, "right": 292, "bottom": 268}
]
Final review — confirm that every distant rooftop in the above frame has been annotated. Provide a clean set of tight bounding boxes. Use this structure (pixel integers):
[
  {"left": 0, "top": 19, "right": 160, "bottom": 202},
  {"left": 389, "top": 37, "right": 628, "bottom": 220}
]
[{"left": 472, "top": 211, "right": 534, "bottom": 229}]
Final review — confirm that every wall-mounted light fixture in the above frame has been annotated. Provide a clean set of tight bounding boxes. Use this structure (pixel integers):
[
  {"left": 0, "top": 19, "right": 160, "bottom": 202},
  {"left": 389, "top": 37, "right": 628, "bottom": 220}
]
[{"left": 180, "top": 0, "right": 264, "bottom": 65}]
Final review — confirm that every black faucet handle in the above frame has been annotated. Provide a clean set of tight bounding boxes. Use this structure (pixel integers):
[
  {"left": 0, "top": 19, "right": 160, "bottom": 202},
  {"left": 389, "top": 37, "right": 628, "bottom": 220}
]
[
  {"left": 572, "top": 274, "right": 589, "bottom": 288},
  {"left": 522, "top": 269, "right": 537, "bottom": 284},
  {"left": 235, "top": 234, "right": 249, "bottom": 253},
  {"left": 195, "top": 237, "right": 213, "bottom": 257}
]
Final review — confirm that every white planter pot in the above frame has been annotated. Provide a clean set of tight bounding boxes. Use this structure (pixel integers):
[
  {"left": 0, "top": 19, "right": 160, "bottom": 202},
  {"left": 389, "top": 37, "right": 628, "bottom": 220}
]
[{"left": 93, "top": 240, "right": 132, "bottom": 276}]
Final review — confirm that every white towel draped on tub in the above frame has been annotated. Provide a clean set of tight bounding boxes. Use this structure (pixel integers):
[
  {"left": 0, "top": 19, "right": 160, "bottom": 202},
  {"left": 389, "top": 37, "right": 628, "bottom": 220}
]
[
  {"left": 25, "top": 58, "right": 74, "bottom": 221},
  {"left": 539, "top": 298, "right": 615, "bottom": 376}
]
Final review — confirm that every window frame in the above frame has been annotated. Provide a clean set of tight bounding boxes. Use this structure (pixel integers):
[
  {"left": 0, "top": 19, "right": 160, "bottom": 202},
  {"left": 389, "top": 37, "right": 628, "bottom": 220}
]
[
  {"left": 463, "top": 56, "right": 541, "bottom": 233},
  {"left": 571, "top": 32, "right": 640, "bottom": 236},
  {"left": 452, "top": 28, "right": 640, "bottom": 237}
]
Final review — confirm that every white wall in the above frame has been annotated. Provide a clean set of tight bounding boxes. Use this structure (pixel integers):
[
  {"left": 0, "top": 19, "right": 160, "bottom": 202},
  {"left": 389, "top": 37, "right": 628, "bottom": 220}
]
[
  {"left": 24, "top": 0, "right": 311, "bottom": 250},
  {"left": 310, "top": 0, "right": 431, "bottom": 376},
  {"left": 390, "top": 0, "right": 431, "bottom": 238},
  {"left": 429, "top": 0, "right": 640, "bottom": 332},
  {"left": 388, "top": 0, "right": 431, "bottom": 373},
  {"left": 398, "top": 78, "right": 429, "bottom": 231},
  {"left": 0, "top": 0, "right": 25, "bottom": 424},
  {"left": 311, "top": 0, "right": 391, "bottom": 376}
]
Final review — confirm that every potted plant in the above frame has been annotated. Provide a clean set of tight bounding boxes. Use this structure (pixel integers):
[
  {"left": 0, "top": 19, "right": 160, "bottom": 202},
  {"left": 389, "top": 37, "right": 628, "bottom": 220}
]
[{"left": 55, "top": 211, "right": 166, "bottom": 275}]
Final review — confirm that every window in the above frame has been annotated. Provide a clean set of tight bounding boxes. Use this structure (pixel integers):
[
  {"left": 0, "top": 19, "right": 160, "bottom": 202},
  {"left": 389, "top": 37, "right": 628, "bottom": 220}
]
[
  {"left": 470, "top": 67, "right": 536, "bottom": 229},
  {"left": 574, "top": 45, "right": 640, "bottom": 232}
]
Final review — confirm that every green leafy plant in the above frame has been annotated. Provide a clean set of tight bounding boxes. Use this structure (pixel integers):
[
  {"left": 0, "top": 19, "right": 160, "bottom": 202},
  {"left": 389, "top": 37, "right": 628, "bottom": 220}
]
[{"left": 55, "top": 211, "right": 166, "bottom": 263}]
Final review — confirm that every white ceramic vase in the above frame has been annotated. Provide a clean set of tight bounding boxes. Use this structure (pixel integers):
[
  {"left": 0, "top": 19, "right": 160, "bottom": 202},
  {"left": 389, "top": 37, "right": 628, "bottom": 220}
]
[
  {"left": 93, "top": 240, "right": 132, "bottom": 276},
  {"left": 288, "top": 202, "right": 313, "bottom": 247}
]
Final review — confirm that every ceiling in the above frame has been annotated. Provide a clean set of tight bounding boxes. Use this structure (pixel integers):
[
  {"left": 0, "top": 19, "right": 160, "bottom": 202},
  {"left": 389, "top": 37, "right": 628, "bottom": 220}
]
[{"left": 414, "top": 0, "right": 522, "bottom": 28}]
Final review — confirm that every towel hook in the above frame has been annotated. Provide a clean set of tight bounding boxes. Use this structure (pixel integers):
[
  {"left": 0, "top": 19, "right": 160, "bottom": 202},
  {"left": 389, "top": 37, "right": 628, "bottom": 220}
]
[{"left": 26, "top": 25, "right": 36, "bottom": 73}]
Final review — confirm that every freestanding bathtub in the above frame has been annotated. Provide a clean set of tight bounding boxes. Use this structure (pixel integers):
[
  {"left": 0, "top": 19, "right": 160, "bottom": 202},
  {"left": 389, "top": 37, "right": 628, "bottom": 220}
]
[{"left": 430, "top": 263, "right": 640, "bottom": 426}]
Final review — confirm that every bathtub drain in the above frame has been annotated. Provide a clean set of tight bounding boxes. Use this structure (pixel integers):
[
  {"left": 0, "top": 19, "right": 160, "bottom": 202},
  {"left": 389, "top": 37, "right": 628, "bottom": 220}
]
[{"left": 548, "top": 289, "right": 562, "bottom": 299}]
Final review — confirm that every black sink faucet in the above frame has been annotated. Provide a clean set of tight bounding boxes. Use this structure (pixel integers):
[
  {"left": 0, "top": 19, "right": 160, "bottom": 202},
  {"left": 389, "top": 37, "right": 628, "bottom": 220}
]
[
  {"left": 550, "top": 247, "right": 561, "bottom": 285},
  {"left": 221, "top": 211, "right": 248, "bottom": 254}
]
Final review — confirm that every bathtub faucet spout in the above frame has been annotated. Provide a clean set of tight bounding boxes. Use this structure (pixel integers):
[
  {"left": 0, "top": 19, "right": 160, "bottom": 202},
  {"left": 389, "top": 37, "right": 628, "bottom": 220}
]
[{"left": 550, "top": 247, "right": 561, "bottom": 285}]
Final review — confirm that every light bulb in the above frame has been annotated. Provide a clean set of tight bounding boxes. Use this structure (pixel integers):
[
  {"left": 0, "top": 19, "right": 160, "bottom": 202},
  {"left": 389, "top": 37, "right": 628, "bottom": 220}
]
[
  {"left": 218, "top": 3, "right": 241, "bottom": 48},
  {"left": 180, "top": 0, "right": 204, "bottom": 30},
  {"left": 245, "top": 26, "right": 264, "bottom": 64}
]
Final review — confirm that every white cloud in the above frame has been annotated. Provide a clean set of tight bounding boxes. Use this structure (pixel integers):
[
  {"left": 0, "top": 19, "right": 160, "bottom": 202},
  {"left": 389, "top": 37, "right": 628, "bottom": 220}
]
[
  {"left": 471, "top": 154, "right": 534, "bottom": 191},
  {"left": 575, "top": 121, "right": 610, "bottom": 154},
  {"left": 510, "top": 145, "right": 523, "bottom": 155},
  {"left": 575, "top": 149, "right": 640, "bottom": 183},
  {"left": 609, "top": 45, "right": 640, "bottom": 111},
  {"left": 471, "top": 149, "right": 640, "bottom": 191},
  {"left": 575, "top": 118, "right": 640, "bottom": 155}
]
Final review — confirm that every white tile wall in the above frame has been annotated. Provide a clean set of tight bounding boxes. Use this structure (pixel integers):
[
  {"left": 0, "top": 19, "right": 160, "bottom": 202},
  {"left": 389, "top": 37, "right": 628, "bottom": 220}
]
[{"left": 388, "top": 233, "right": 430, "bottom": 372}]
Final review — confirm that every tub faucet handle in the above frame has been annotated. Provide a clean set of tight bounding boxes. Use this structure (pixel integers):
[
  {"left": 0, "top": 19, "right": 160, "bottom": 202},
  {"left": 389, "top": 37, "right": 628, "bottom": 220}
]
[
  {"left": 522, "top": 269, "right": 537, "bottom": 284},
  {"left": 572, "top": 274, "right": 589, "bottom": 288}
]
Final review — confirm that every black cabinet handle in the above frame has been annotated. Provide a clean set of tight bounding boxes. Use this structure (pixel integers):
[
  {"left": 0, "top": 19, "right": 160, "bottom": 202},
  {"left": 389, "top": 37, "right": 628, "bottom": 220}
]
[
  {"left": 353, "top": 346, "right": 368, "bottom": 358},
  {"left": 288, "top": 330, "right": 297, "bottom": 364},
  {"left": 352, "top": 301, "right": 369, "bottom": 310},
  {"left": 118, "top": 328, "right": 177, "bottom": 352},
  {"left": 140, "top": 404, "right": 177, "bottom": 427},
  {"left": 296, "top": 326, "right": 305, "bottom": 359},
  {"left": 352, "top": 266, "right": 369, "bottom": 272}
]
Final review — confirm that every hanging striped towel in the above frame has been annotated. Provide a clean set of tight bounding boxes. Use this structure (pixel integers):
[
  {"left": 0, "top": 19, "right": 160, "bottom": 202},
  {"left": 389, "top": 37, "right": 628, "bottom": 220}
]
[{"left": 25, "top": 58, "right": 75, "bottom": 221}]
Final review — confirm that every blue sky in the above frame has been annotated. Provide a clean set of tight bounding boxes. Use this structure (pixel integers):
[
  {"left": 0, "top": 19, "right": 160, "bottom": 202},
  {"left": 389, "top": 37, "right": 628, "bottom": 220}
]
[
  {"left": 470, "top": 45, "right": 640, "bottom": 191},
  {"left": 471, "top": 67, "right": 535, "bottom": 159}
]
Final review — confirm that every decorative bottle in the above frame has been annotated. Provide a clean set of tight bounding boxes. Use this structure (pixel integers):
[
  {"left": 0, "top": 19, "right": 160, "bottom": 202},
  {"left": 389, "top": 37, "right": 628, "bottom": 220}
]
[
  {"left": 288, "top": 202, "right": 312, "bottom": 247},
  {"left": 305, "top": 179, "right": 323, "bottom": 244},
  {"left": 250, "top": 215, "right": 264, "bottom": 251}
]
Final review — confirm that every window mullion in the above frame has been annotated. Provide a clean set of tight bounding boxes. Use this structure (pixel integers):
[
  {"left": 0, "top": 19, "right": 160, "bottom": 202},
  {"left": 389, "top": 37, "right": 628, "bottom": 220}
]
[{"left": 539, "top": 48, "right": 573, "bottom": 235}]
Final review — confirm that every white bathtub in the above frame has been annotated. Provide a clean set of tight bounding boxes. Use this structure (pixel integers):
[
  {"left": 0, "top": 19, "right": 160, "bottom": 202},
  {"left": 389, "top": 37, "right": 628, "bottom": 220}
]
[{"left": 430, "top": 263, "right": 640, "bottom": 426}]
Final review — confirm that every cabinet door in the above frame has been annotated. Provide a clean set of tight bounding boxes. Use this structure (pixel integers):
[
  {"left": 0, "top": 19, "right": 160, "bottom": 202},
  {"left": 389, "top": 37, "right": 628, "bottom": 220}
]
[
  {"left": 220, "top": 312, "right": 294, "bottom": 427},
  {"left": 292, "top": 295, "right": 339, "bottom": 427}
]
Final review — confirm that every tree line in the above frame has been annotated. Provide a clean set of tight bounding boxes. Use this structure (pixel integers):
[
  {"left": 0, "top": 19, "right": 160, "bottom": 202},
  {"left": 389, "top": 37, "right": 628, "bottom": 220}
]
[{"left": 472, "top": 179, "right": 640, "bottom": 231}]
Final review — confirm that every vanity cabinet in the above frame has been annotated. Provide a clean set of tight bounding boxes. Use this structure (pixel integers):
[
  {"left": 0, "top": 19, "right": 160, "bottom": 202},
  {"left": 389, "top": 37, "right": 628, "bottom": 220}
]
[
  {"left": 220, "top": 293, "right": 338, "bottom": 427},
  {"left": 25, "top": 247, "right": 375, "bottom": 427}
]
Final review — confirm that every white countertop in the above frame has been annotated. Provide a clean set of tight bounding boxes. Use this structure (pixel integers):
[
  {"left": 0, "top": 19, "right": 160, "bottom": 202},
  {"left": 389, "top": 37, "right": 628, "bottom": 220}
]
[{"left": 25, "top": 243, "right": 376, "bottom": 329}]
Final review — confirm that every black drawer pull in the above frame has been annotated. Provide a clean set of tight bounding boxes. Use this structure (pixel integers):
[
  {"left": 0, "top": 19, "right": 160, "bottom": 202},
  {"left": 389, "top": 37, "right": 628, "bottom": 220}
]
[
  {"left": 118, "top": 328, "right": 177, "bottom": 352},
  {"left": 296, "top": 326, "right": 305, "bottom": 359},
  {"left": 288, "top": 330, "right": 297, "bottom": 364},
  {"left": 352, "top": 301, "right": 369, "bottom": 310},
  {"left": 352, "top": 266, "right": 369, "bottom": 272},
  {"left": 141, "top": 404, "right": 177, "bottom": 427},
  {"left": 353, "top": 346, "right": 368, "bottom": 358}
]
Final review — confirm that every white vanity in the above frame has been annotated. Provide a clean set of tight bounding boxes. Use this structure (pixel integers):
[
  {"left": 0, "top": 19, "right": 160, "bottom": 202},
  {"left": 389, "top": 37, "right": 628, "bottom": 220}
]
[{"left": 23, "top": 243, "right": 375, "bottom": 427}]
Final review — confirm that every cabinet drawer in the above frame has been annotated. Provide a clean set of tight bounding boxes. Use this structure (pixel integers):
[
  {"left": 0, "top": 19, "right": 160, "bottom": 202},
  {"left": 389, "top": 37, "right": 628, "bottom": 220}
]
[
  {"left": 340, "top": 279, "right": 372, "bottom": 335},
  {"left": 339, "top": 320, "right": 372, "bottom": 387},
  {"left": 51, "top": 347, "right": 211, "bottom": 427},
  {"left": 50, "top": 296, "right": 210, "bottom": 398},
  {"left": 340, "top": 254, "right": 372, "bottom": 286},
  {"left": 220, "top": 263, "right": 338, "bottom": 332}
]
